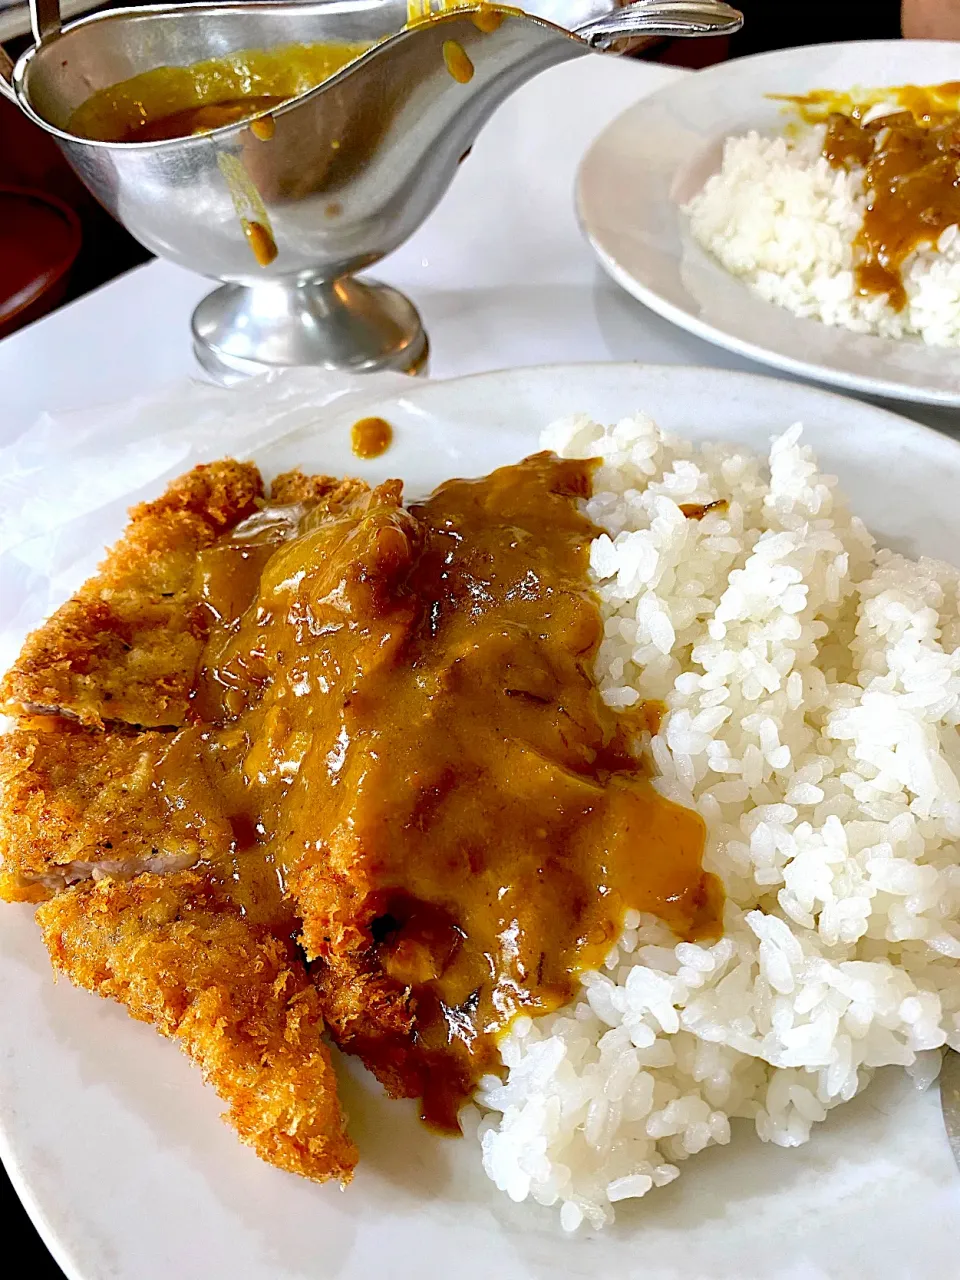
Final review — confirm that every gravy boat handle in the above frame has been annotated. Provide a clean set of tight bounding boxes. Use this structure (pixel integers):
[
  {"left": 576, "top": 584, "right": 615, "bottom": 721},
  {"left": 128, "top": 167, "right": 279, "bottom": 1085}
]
[
  {"left": 0, "top": 0, "right": 59, "bottom": 99},
  {"left": 30, "top": 0, "right": 62, "bottom": 43},
  {"left": 573, "top": 0, "right": 743, "bottom": 47},
  {"left": 0, "top": 46, "right": 12, "bottom": 100}
]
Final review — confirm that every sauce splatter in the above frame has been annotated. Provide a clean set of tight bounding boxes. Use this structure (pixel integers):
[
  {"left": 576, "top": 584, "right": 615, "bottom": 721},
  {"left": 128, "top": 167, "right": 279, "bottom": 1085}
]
[{"left": 351, "top": 416, "right": 394, "bottom": 459}]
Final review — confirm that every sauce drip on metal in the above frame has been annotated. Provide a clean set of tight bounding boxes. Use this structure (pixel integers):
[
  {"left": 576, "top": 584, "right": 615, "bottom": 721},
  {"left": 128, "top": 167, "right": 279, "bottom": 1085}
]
[
  {"left": 137, "top": 454, "right": 723, "bottom": 1130},
  {"left": 442, "top": 40, "right": 474, "bottom": 83},
  {"left": 241, "top": 219, "right": 278, "bottom": 267}
]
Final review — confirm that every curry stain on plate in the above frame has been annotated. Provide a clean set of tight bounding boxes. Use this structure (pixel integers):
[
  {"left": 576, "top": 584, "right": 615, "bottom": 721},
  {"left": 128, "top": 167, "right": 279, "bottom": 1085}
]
[{"left": 351, "top": 417, "right": 394, "bottom": 459}]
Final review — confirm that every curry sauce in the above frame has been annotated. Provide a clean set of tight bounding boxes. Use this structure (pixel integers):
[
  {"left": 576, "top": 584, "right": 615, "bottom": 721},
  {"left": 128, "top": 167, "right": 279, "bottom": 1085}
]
[
  {"left": 351, "top": 416, "right": 394, "bottom": 458},
  {"left": 120, "top": 96, "right": 288, "bottom": 144},
  {"left": 103, "top": 455, "right": 722, "bottom": 1129},
  {"left": 781, "top": 83, "right": 960, "bottom": 311},
  {"left": 68, "top": 43, "right": 369, "bottom": 142}
]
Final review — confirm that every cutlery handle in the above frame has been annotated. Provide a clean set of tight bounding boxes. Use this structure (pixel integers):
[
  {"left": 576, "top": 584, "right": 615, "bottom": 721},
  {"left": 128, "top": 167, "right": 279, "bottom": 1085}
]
[{"left": 30, "top": 0, "right": 61, "bottom": 44}]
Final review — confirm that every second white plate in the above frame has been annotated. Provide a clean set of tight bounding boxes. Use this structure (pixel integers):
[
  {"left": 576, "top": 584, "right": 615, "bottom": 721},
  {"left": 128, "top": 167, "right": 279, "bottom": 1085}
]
[{"left": 576, "top": 41, "right": 960, "bottom": 409}]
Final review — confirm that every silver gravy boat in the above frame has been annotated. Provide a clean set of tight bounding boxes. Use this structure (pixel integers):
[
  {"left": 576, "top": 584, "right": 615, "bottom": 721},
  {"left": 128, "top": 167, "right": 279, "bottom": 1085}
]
[{"left": 0, "top": 0, "right": 742, "bottom": 381}]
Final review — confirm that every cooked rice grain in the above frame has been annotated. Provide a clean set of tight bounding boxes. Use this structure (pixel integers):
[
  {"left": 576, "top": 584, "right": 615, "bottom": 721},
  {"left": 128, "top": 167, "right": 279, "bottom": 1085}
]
[
  {"left": 469, "top": 412, "right": 960, "bottom": 1230},
  {"left": 684, "top": 127, "right": 960, "bottom": 347}
]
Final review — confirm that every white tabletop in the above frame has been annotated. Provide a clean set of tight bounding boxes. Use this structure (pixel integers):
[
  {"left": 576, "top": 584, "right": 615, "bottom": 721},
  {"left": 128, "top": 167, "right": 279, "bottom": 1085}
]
[{"left": 1, "top": 55, "right": 957, "bottom": 444}]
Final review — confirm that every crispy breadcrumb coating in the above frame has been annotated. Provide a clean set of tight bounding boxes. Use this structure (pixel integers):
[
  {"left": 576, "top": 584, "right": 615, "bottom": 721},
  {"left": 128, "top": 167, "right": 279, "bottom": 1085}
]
[
  {"left": 0, "top": 459, "right": 436, "bottom": 1175},
  {"left": 36, "top": 871, "right": 357, "bottom": 1183},
  {"left": 1, "top": 461, "right": 263, "bottom": 728},
  {"left": 0, "top": 718, "right": 234, "bottom": 901},
  {"left": 268, "top": 470, "right": 369, "bottom": 508},
  {"left": 0, "top": 460, "right": 375, "bottom": 1181}
]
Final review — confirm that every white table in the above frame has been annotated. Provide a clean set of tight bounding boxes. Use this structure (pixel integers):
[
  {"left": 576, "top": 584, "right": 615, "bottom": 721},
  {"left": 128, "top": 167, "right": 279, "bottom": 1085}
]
[{"left": 1, "top": 56, "right": 957, "bottom": 444}]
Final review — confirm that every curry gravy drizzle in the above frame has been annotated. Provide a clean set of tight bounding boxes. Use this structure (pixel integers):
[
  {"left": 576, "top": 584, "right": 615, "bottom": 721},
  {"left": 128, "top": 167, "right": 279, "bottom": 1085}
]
[
  {"left": 779, "top": 83, "right": 960, "bottom": 311},
  {"left": 150, "top": 454, "right": 721, "bottom": 1130},
  {"left": 67, "top": 43, "right": 369, "bottom": 142}
]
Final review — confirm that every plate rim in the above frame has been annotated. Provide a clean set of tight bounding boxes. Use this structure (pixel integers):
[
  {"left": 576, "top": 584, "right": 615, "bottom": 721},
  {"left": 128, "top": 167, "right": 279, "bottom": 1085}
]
[
  {"left": 353, "top": 358, "right": 960, "bottom": 441},
  {"left": 0, "top": 1122, "right": 81, "bottom": 1280},
  {"left": 3, "top": 358, "right": 960, "bottom": 1280},
  {"left": 574, "top": 40, "right": 960, "bottom": 410}
]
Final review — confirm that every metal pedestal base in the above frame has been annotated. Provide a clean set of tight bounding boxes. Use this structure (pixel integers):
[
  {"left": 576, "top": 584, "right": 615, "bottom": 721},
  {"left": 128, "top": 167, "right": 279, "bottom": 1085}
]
[{"left": 191, "top": 275, "right": 429, "bottom": 384}]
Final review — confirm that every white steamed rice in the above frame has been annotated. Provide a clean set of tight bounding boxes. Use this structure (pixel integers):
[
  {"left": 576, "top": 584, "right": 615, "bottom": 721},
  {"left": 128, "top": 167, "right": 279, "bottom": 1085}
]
[
  {"left": 466, "top": 411, "right": 960, "bottom": 1231},
  {"left": 683, "top": 124, "right": 960, "bottom": 347}
]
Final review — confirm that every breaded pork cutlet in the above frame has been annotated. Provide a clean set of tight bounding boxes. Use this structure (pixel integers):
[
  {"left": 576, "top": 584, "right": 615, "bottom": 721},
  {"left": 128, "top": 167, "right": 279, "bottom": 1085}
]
[
  {"left": 2, "top": 461, "right": 433, "bottom": 1109},
  {"left": 0, "top": 461, "right": 377, "bottom": 1184},
  {"left": 1, "top": 461, "right": 264, "bottom": 728},
  {"left": 0, "top": 470, "right": 393, "bottom": 905},
  {"left": 1, "top": 463, "right": 371, "bottom": 732},
  {"left": 3, "top": 449, "right": 720, "bottom": 1178},
  {"left": 0, "top": 718, "right": 235, "bottom": 901},
  {"left": 2, "top": 456, "right": 613, "bottom": 1147},
  {"left": 37, "top": 870, "right": 357, "bottom": 1182}
]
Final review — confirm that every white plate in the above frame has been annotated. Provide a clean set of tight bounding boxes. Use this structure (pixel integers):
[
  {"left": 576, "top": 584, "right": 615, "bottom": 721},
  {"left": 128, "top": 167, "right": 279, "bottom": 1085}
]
[
  {"left": 3, "top": 364, "right": 960, "bottom": 1280},
  {"left": 576, "top": 41, "right": 960, "bottom": 409}
]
